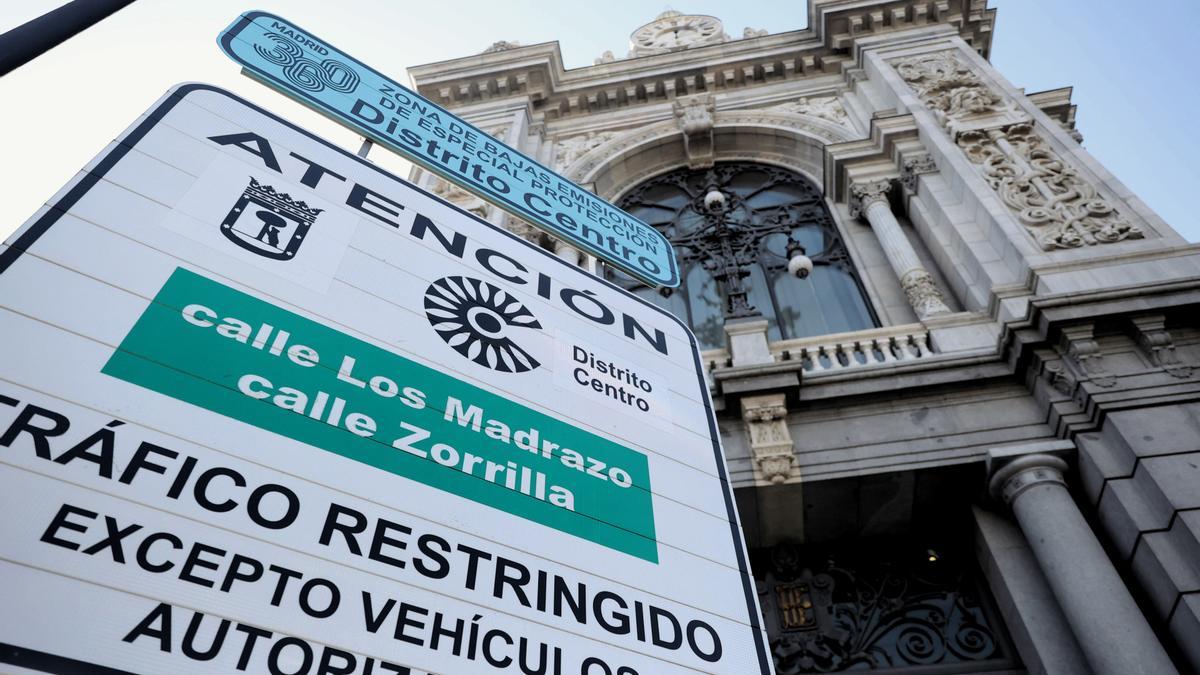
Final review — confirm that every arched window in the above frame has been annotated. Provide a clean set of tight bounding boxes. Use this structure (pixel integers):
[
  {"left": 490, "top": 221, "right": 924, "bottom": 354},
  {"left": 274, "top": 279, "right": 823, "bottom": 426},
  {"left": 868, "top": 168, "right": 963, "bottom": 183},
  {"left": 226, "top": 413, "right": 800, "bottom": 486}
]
[{"left": 608, "top": 162, "right": 878, "bottom": 350}]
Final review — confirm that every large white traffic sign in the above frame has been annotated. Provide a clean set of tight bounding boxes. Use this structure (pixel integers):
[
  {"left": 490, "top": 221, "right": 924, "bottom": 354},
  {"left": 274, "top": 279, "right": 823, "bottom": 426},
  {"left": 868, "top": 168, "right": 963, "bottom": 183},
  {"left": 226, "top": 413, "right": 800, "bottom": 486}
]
[{"left": 0, "top": 84, "right": 771, "bottom": 674}]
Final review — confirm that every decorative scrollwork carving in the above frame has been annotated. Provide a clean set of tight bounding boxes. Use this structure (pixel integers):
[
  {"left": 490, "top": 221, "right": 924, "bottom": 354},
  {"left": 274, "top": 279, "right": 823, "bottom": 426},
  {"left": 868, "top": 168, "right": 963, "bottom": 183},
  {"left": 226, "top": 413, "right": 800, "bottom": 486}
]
[
  {"left": 764, "top": 96, "right": 851, "bottom": 127},
  {"left": 957, "top": 124, "right": 1142, "bottom": 250},
  {"left": 553, "top": 131, "right": 619, "bottom": 170},
  {"left": 1130, "top": 315, "right": 1194, "bottom": 378},
  {"left": 1061, "top": 324, "right": 1117, "bottom": 388},
  {"left": 892, "top": 51, "right": 1142, "bottom": 250},
  {"left": 431, "top": 179, "right": 490, "bottom": 219},
  {"left": 1042, "top": 361, "right": 1077, "bottom": 396}
]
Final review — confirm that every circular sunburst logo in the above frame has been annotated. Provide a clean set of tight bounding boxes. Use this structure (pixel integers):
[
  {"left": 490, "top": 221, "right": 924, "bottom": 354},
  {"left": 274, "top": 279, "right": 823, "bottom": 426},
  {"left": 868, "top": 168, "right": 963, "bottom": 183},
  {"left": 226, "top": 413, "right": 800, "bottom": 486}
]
[{"left": 423, "top": 276, "right": 543, "bottom": 373}]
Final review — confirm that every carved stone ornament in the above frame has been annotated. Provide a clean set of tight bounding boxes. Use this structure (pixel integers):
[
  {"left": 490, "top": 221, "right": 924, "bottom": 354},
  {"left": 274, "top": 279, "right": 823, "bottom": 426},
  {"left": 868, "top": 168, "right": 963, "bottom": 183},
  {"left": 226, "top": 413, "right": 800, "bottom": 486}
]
[
  {"left": 743, "top": 27, "right": 769, "bottom": 38},
  {"left": 764, "top": 96, "right": 851, "bottom": 128},
  {"left": 502, "top": 215, "right": 542, "bottom": 244},
  {"left": 563, "top": 112, "right": 852, "bottom": 183},
  {"left": 1042, "top": 361, "right": 1077, "bottom": 397},
  {"left": 893, "top": 51, "right": 1142, "bottom": 251},
  {"left": 890, "top": 51, "right": 1027, "bottom": 137},
  {"left": 553, "top": 131, "right": 618, "bottom": 170},
  {"left": 899, "top": 153, "right": 938, "bottom": 193},
  {"left": 958, "top": 124, "right": 1143, "bottom": 250},
  {"left": 847, "top": 179, "right": 892, "bottom": 220},
  {"left": 481, "top": 40, "right": 521, "bottom": 54},
  {"left": 1061, "top": 324, "right": 1117, "bottom": 388},
  {"left": 1130, "top": 315, "right": 1193, "bottom": 378},
  {"left": 741, "top": 394, "right": 797, "bottom": 484},
  {"left": 673, "top": 94, "right": 717, "bottom": 169},
  {"left": 431, "top": 179, "right": 489, "bottom": 219},
  {"left": 593, "top": 50, "right": 617, "bottom": 65},
  {"left": 900, "top": 269, "right": 952, "bottom": 318}
]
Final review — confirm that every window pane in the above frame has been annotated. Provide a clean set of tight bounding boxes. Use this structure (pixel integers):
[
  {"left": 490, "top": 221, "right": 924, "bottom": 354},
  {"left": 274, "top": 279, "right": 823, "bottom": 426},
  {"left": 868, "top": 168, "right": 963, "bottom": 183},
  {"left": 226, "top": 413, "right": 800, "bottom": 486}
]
[{"left": 685, "top": 263, "right": 726, "bottom": 349}]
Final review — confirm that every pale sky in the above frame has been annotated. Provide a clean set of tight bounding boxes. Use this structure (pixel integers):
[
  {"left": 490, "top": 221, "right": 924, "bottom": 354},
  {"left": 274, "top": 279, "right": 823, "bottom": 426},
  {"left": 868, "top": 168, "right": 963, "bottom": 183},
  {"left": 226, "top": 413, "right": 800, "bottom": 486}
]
[{"left": 2, "top": 0, "right": 1198, "bottom": 242}]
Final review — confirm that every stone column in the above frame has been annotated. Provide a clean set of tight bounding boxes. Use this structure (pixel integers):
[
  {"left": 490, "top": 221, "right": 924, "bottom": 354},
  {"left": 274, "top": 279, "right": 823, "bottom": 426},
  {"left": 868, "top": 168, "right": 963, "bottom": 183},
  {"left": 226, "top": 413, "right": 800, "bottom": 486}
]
[
  {"left": 989, "top": 453, "right": 1178, "bottom": 675},
  {"left": 553, "top": 240, "right": 582, "bottom": 267},
  {"left": 849, "top": 179, "right": 951, "bottom": 318}
]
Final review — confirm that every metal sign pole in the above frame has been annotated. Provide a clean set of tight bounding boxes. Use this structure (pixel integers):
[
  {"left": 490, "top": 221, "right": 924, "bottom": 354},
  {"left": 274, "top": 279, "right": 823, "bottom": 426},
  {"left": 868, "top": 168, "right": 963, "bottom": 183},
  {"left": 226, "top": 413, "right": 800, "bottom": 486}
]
[{"left": 0, "top": 0, "right": 137, "bottom": 77}]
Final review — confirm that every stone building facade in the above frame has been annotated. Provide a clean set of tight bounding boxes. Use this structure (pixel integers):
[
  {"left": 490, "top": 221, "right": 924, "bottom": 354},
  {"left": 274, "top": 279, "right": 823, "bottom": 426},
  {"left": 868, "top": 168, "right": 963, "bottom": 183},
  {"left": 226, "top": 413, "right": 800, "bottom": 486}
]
[{"left": 407, "top": 2, "right": 1200, "bottom": 672}]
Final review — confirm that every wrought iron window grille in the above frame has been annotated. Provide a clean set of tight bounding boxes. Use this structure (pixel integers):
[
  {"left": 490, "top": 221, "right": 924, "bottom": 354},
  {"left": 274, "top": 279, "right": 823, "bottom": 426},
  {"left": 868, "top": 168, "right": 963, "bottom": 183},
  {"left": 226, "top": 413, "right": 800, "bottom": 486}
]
[
  {"left": 754, "top": 539, "right": 1020, "bottom": 674},
  {"left": 610, "top": 162, "right": 878, "bottom": 349}
]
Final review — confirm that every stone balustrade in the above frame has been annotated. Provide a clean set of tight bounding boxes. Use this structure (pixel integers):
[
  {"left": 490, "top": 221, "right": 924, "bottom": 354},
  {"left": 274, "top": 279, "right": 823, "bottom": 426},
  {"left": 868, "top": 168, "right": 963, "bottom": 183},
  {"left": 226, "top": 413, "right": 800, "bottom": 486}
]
[
  {"left": 701, "top": 324, "right": 936, "bottom": 380},
  {"left": 778, "top": 324, "right": 934, "bottom": 374}
]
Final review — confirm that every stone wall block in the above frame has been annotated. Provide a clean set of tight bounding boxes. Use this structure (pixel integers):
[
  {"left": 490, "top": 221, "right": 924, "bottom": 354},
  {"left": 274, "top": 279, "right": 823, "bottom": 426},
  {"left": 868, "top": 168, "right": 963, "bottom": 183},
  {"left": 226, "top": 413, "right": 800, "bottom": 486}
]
[
  {"left": 1097, "top": 478, "right": 1167, "bottom": 560},
  {"left": 1130, "top": 517, "right": 1200, "bottom": 620},
  {"left": 1137, "top": 453, "right": 1200, "bottom": 524},
  {"left": 1171, "top": 511, "right": 1200, "bottom": 579},
  {"left": 1075, "top": 431, "right": 1135, "bottom": 505},
  {"left": 1170, "top": 593, "right": 1200, "bottom": 673},
  {"left": 1108, "top": 404, "right": 1200, "bottom": 458}
]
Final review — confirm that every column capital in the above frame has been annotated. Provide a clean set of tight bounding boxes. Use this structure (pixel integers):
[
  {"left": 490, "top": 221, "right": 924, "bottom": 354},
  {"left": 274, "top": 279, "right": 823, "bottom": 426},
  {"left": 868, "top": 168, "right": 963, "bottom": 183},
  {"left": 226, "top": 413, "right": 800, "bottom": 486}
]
[
  {"left": 847, "top": 178, "right": 894, "bottom": 219},
  {"left": 988, "top": 453, "right": 1068, "bottom": 506}
]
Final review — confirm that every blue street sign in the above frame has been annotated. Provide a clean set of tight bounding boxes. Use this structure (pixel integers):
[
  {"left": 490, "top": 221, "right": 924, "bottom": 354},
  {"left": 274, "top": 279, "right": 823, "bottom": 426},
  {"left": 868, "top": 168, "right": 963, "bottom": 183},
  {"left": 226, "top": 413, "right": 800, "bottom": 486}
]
[{"left": 218, "top": 11, "right": 680, "bottom": 288}]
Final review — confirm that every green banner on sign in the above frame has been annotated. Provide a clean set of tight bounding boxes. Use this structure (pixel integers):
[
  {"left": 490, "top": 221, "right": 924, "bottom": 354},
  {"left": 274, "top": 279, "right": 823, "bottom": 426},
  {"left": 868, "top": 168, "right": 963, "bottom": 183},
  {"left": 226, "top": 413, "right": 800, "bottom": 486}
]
[{"left": 104, "top": 268, "right": 658, "bottom": 562}]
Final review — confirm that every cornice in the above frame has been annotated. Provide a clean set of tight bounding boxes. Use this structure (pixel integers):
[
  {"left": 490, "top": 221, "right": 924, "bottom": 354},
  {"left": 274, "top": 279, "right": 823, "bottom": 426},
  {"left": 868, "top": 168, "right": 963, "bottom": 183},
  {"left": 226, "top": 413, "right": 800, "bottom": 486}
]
[
  {"left": 998, "top": 277, "right": 1200, "bottom": 366},
  {"left": 407, "top": 0, "right": 996, "bottom": 120},
  {"left": 1025, "top": 87, "right": 1077, "bottom": 131},
  {"left": 823, "top": 113, "right": 922, "bottom": 202}
]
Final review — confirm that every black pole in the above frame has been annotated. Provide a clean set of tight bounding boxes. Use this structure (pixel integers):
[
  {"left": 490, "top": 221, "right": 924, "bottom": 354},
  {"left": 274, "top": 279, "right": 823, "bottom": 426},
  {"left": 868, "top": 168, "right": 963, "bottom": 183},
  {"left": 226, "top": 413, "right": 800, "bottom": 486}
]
[{"left": 0, "top": 0, "right": 136, "bottom": 77}]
